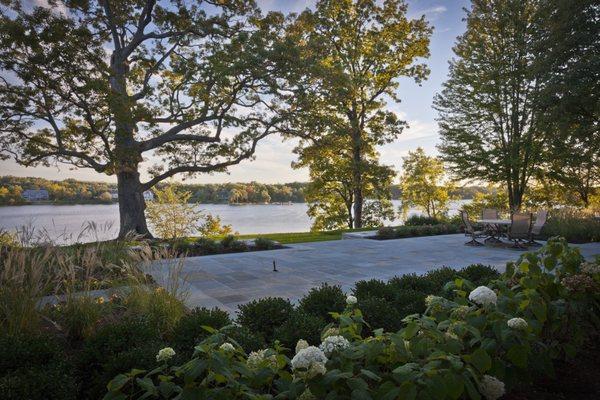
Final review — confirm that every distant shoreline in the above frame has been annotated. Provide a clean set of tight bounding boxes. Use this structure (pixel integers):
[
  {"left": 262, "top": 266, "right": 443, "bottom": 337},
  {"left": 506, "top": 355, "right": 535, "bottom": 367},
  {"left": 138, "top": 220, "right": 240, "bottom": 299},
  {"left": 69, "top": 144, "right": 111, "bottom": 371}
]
[{"left": 0, "top": 201, "right": 300, "bottom": 207}]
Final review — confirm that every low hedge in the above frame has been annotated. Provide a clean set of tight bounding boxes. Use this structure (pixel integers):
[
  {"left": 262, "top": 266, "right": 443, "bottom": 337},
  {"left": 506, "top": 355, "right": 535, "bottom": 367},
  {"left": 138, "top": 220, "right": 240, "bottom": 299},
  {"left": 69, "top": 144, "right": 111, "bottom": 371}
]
[
  {"left": 540, "top": 214, "right": 600, "bottom": 243},
  {"left": 376, "top": 223, "right": 461, "bottom": 240},
  {"left": 105, "top": 238, "right": 600, "bottom": 399}
]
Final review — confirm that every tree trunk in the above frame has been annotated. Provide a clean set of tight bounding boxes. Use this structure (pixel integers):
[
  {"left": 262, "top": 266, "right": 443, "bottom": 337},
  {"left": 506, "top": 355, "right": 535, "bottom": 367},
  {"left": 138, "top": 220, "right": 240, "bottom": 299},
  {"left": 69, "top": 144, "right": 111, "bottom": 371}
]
[
  {"left": 117, "top": 171, "right": 152, "bottom": 238},
  {"left": 109, "top": 53, "right": 150, "bottom": 239},
  {"left": 351, "top": 132, "right": 363, "bottom": 229}
]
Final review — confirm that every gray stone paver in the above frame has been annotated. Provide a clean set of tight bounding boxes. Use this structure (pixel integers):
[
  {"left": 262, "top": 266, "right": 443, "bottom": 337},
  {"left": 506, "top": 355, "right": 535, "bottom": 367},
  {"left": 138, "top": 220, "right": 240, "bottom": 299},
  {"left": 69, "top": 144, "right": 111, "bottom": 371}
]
[{"left": 145, "top": 234, "right": 600, "bottom": 314}]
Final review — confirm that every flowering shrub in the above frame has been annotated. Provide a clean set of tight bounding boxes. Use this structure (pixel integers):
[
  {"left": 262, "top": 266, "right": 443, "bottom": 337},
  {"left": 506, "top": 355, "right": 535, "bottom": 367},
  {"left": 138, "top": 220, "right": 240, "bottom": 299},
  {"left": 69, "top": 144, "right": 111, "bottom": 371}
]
[{"left": 104, "top": 238, "right": 600, "bottom": 399}]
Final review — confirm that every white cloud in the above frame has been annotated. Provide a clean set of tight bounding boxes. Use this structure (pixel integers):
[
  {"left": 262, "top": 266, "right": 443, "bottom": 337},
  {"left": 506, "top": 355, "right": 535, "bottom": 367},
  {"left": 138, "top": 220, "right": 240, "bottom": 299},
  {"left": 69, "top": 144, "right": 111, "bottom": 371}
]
[{"left": 409, "top": 4, "right": 448, "bottom": 21}]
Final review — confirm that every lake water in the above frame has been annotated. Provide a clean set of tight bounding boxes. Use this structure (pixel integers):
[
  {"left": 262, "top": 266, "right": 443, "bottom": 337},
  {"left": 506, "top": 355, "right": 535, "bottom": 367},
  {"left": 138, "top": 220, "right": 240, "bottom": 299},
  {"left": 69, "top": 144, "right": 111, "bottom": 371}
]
[{"left": 0, "top": 200, "right": 468, "bottom": 244}]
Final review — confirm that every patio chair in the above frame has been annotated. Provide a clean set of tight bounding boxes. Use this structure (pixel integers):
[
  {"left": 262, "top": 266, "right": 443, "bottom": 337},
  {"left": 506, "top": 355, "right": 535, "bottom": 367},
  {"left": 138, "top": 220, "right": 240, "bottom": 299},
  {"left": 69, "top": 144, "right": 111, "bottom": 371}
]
[
  {"left": 482, "top": 209, "right": 499, "bottom": 219},
  {"left": 527, "top": 209, "right": 548, "bottom": 246},
  {"left": 460, "top": 210, "right": 486, "bottom": 246},
  {"left": 507, "top": 212, "right": 532, "bottom": 249}
]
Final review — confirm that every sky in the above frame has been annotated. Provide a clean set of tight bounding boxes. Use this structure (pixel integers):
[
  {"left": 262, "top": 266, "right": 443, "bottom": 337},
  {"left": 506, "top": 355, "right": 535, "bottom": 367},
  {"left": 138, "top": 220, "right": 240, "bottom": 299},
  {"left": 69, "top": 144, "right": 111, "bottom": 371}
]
[{"left": 0, "top": 0, "right": 470, "bottom": 184}]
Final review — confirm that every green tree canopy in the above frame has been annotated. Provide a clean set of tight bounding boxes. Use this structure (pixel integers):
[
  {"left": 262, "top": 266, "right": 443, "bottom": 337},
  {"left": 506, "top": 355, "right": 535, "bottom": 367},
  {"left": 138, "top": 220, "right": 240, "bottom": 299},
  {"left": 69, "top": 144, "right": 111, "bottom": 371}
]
[
  {"left": 297, "top": 136, "right": 395, "bottom": 230},
  {"left": 280, "top": 0, "right": 431, "bottom": 228},
  {"left": 0, "top": 0, "right": 285, "bottom": 237},
  {"left": 399, "top": 148, "right": 453, "bottom": 219},
  {"left": 434, "top": 0, "right": 544, "bottom": 211},
  {"left": 534, "top": 0, "right": 600, "bottom": 207}
]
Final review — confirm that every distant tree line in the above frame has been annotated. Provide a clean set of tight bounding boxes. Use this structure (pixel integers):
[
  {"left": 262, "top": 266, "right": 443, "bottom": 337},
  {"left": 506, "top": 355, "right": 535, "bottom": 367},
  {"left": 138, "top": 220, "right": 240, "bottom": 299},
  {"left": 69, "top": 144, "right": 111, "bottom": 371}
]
[{"left": 0, "top": 176, "right": 491, "bottom": 206}]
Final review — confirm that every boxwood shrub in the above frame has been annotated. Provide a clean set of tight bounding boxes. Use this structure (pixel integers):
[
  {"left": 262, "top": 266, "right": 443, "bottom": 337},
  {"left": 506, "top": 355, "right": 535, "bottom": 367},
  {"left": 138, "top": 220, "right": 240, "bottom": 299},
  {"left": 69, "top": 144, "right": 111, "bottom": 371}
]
[
  {"left": 236, "top": 297, "right": 294, "bottom": 343},
  {"left": 170, "top": 307, "right": 231, "bottom": 356},
  {"left": 297, "top": 283, "right": 346, "bottom": 322}
]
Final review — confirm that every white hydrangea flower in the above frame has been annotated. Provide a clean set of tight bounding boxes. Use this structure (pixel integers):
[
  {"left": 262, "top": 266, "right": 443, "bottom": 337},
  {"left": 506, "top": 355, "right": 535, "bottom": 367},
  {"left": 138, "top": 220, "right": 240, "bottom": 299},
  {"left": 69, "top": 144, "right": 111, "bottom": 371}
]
[
  {"left": 468, "top": 286, "right": 497, "bottom": 306},
  {"left": 219, "top": 342, "right": 235, "bottom": 352},
  {"left": 424, "top": 295, "right": 438, "bottom": 307},
  {"left": 247, "top": 349, "right": 278, "bottom": 369},
  {"left": 319, "top": 335, "right": 350, "bottom": 356},
  {"left": 156, "top": 347, "right": 175, "bottom": 362},
  {"left": 451, "top": 305, "right": 471, "bottom": 319},
  {"left": 308, "top": 361, "right": 327, "bottom": 377},
  {"left": 581, "top": 261, "right": 600, "bottom": 275},
  {"left": 507, "top": 317, "right": 528, "bottom": 330},
  {"left": 295, "top": 339, "right": 309, "bottom": 354},
  {"left": 346, "top": 295, "right": 357, "bottom": 305},
  {"left": 291, "top": 346, "right": 328, "bottom": 371},
  {"left": 479, "top": 375, "right": 505, "bottom": 400}
]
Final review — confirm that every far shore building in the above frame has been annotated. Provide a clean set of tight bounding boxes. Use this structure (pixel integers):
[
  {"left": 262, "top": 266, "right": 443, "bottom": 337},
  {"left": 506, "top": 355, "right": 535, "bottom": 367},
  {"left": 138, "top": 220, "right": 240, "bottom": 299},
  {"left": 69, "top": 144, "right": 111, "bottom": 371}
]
[
  {"left": 22, "top": 189, "right": 49, "bottom": 202},
  {"left": 108, "top": 190, "right": 154, "bottom": 201},
  {"left": 143, "top": 190, "right": 155, "bottom": 201}
]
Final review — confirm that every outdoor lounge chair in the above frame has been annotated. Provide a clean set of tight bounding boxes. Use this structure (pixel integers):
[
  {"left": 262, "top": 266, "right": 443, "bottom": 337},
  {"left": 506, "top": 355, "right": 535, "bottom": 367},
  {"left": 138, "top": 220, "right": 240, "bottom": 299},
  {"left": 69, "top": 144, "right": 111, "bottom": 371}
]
[
  {"left": 527, "top": 209, "right": 548, "bottom": 246},
  {"left": 507, "top": 212, "right": 532, "bottom": 249},
  {"left": 461, "top": 210, "right": 486, "bottom": 246}
]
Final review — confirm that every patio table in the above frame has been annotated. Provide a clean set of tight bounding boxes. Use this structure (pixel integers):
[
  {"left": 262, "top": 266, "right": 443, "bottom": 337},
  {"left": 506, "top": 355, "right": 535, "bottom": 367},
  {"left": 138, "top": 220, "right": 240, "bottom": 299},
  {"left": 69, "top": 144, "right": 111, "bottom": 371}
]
[
  {"left": 476, "top": 219, "right": 511, "bottom": 225},
  {"left": 476, "top": 219, "right": 511, "bottom": 242}
]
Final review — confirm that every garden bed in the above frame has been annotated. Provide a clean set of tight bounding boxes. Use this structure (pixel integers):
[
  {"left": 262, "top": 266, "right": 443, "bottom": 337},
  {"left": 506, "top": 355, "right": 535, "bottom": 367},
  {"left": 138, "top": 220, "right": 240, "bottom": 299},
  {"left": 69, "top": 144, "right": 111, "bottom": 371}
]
[
  {"left": 149, "top": 235, "right": 288, "bottom": 257},
  {"left": 371, "top": 223, "right": 461, "bottom": 240}
]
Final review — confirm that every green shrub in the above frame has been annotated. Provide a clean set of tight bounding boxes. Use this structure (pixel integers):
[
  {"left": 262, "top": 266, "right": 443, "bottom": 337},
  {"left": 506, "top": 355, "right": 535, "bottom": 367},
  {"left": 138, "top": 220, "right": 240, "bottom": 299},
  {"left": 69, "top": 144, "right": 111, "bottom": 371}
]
[
  {"left": 298, "top": 283, "right": 346, "bottom": 322},
  {"left": 253, "top": 237, "right": 277, "bottom": 250},
  {"left": 237, "top": 297, "right": 293, "bottom": 343},
  {"left": 77, "top": 317, "right": 163, "bottom": 400},
  {"left": 541, "top": 210, "right": 600, "bottom": 243},
  {"left": 423, "top": 267, "right": 460, "bottom": 292},
  {"left": 358, "top": 296, "right": 403, "bottom": 333},
  {"left": 388, "top": 273, "right": 436, "bottom": 293},
  {"left": 352, "top": 279, "right": 394, "bottom": 302},
  {"left": 171, "top": 307, "right": 231, "bottom": 356},
  {"left": 0, "top": 333, "right": 77, "bottom": 400},
  {"left": 459, "top": 264, "right": 500, "bottom": 286},
  {"left": 392, "top": 288, "right": 427, "bottom": 316},
  {"left": 376, "top": 226, "right": 396, "bottom": 239},
  {"left": 377, "top": 223, "right": 460, "bottom": 239},
  {"left": 273, "top": 310, "right": 326, "bottom": 349},
  {"left": 404, "top": 215, "right": 442, "bottom": 226},
  {"left": 194, "top": 237, "right": 223, "bottom": 255},
  {"left": 222, "top": 325, "right": 266, "bottom": 353},
  {"left": 221, "top": 235, "right": 248, "bottom": 252},
  {"left": 106, "top": 238, "right": 600, "bottom": 400}
]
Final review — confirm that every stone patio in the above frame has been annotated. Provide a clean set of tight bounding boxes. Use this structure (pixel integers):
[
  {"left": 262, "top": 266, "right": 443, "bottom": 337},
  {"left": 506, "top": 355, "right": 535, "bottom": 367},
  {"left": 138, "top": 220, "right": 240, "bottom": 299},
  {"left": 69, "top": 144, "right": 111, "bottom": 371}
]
[{"left": 145, "top": 234, "right": 600, "bottom": 314}]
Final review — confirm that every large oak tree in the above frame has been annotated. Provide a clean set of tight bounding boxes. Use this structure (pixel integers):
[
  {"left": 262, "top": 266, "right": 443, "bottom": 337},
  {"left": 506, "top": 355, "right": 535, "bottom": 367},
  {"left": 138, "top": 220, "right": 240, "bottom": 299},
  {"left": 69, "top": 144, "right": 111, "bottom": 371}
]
[
  {"left": 280, "top": 0, "right": 431, "bottom": 228},
  {"left": 0, "top": 0, "right": 284, "bottom": 237}
]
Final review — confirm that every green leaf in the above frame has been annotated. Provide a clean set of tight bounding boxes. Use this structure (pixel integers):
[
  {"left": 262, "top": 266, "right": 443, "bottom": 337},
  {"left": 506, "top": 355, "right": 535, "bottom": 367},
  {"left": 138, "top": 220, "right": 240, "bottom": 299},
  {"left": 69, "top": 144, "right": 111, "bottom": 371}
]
[
  {"left": 107, "top": 374, "right": 130, "bottom": 392},
  {"left": 402, "top": 322, "right": 419, "bottom": 339},
  {"left": 351, "top": 389, "right": 372, "bottom": 400},
  {"left": 398, "top": 381, "right": 417, "bottom": 400},
  {"left": 464, "top": 377, "right": 481, "bottom": 400},
  {"left": 136, "top": 377, "right": 158, "bottom": 396},
  {"left": 360, "top": 368, "right": 381, "bottom": 382},
  {"left": 507, "top": 345, "right": 528, "bottom": 368},
  {"left": 443, "top": 372, "right": 465, "bottom": 400},
  {"left": 466, "top": 348, "right": 491, "bottom": 373},
  {"left": 392, "top": 363, "right": 418, "bottom": 376},
  {"left": 347, "top": 377, "right": 369, "bottom": 392}
]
